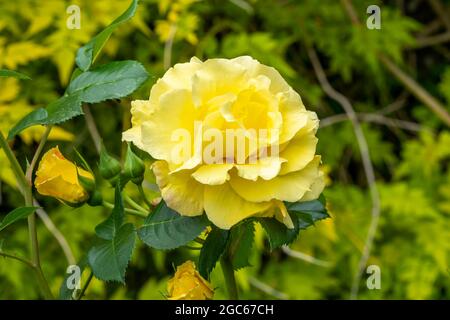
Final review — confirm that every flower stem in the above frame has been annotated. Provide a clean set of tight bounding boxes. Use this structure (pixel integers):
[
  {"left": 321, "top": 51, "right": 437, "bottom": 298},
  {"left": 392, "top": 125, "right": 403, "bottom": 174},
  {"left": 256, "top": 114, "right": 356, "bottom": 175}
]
[
  {"left": 102, "top": 200, "right": 148, "bottom": 218},
  {"left": 26, "top": 125, "right": 52, "bottom": 183},
  {"left": 0, "top": 251, "right": 34, "bottom": 268},
  {"left": 0, "top": 132, "right": 27, "bottom": 192},
  {"left": 32, "top": 262, "right": 54, "bottom": 299},
  {"left": 138, "top": 184, "right": 153, "bottom": 209},
  {"left": 0, "top": 131, "right": 53, "bottom": 299},
  {"left": 220, "top": 255, "right": 239, "bottom": 300},
  {"left": 124, "top": 194, "right": 148, "bottom": 213},
  {"left": 76, "top": 270, "right": 94, "bottom": 300}
]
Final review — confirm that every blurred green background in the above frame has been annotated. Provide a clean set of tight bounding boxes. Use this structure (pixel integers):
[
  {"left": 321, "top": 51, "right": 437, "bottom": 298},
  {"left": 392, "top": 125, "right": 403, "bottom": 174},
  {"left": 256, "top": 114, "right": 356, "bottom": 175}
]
[{"left": 0, "top": 0, "right": 449, "bottom": 299}]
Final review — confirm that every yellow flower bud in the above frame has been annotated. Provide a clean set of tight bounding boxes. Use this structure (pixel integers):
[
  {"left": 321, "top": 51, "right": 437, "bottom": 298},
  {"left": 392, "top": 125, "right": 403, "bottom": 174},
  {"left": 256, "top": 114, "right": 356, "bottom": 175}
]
[
  {"left": 167, "top": 261, "right": 214, "bottom": 300},
  {"left": 35, "top": 146, "right": 94, "bottom": 204}
]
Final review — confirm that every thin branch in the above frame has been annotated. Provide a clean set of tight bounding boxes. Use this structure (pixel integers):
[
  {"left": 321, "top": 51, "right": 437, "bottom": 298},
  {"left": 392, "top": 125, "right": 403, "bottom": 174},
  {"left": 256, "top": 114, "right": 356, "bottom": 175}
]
[
  {"left": 377, "top": 92, "right": 408, "bottom": 115},
  {"left": 320, "top": 112, "right": 424, "bottom": 132},
  {"left": 359, "top": 113, "right": 424, "bottom": 132},
  {"left": 282, "top": 245, "right": 332, "bottom": 268},
  {"left": 76, "top": 270, "right": 94, "bottom": 300},
  {"left": 306, "top": 46, "right": 381, "bottom": 300},
  {"left": 228, "top": 0, "right": 254, "bottom": 14},
  {"left": 435, "top": 45, "right": 450, "bottom": 60},
  {"left": 428, "top": 0, "right": 450, "bottom": 31},
  {"left": 378, "top": 53, "right": 450, "bottom": 126},
  {"left": 340, "top": 0, "right": 359, "bottom": 24},
  {"left": 0, "top": 132, "right": 28, "bottom": 193},
  {"left": 248, "top": 276, "right": 289, "bottom": 300},
  {"left": 33, "top": 199, "right": 76, "bottom": 266},
  {"left": 0, "top": 133, "right": 53, "bottom": 299},
  {"left": 0, "top": 251, "right": 34, "bottom": 269},
  {"left": 124, "top": 194, "right": 148, "bottom": 213},
  {"left": 138, "top": 184, "right": 153, "bottom": 210},
  {"left": 163, "top": 24, "right": 177, "bottom": 70},
  {"left": 417, "top": 19, "right": 442, "bottom": 38},
  {"left": 102, "top": 201, "right": 147, "bottom": 218},
  {"left": 83, "top": 105, "right": 101, "bottom": 154},
  {"left": 341, "top": 0, "right": 450, "bottom": 127},
  {"left": 220, "top": 255, "right": 239, "bottom": 299},
  {"left": 415, "top": 31, "right": 450, "bottom": 48}
]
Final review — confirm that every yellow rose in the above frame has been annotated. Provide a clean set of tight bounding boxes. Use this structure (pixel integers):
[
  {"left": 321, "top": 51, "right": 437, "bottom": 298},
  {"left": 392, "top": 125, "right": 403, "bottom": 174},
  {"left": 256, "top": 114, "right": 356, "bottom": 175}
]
[
  {"left": 123, "top": 56, "right": 324, "bottom": 229},
  {"left": 167, "top": 261, "right": 214, "bottom": 300},
  {"left": 35, "top": 146, "right": 94, "bottom": 204}
]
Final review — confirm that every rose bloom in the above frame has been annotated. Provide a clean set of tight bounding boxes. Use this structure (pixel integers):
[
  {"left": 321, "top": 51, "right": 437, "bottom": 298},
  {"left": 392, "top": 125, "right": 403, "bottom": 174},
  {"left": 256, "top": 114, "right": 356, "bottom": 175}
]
[
  {"left": 35, "top": 146, "right": 94, "bottom": 204},
  {"left": 167, "top": 261, "right": 214, "bottom": 300},
  {"left": 123, "top": 56, "right": 324, "bottom": 229}
]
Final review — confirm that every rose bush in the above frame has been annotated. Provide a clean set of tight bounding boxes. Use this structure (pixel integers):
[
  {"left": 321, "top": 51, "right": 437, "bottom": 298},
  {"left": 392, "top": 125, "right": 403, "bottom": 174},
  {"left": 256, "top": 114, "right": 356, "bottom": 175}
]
[{"left": 123, "top": 56, "right": 324, "bottom": 229}]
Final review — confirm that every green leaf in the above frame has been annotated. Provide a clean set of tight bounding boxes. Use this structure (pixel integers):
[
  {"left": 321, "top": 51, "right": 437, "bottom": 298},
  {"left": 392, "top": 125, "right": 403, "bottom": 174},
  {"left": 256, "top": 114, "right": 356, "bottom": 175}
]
[
  {"left": 0, "top": 207, "right": 37, "bottom": 232},
  {"left": 88, "top": 223, "right": 136, "bottom": 283},
  {"left": 67, "top": 60, "right": 148, "bottom": 104},
  {"left": 0, "top": 69, "right": 31, "bottom": 80},
  {"left": 8, "top": 93, "right": 83, "bottom": 139},
  {"left": 287, "top": 197, "right": 330, "bottom": 230},
  {"left": 7, "top": 108, "right": 48, "bottom": 140},
  {"left": 228, "top": 220, "right": 255, "bottom": 270},
  {"left": 259, "top": 196, "right": 330, "bottom": 250},
  {"left": 68, "top": 68, "right": 83, "bottom": 84},
  {"left": 95, "top": 184, "right": 124, "bottom": 240},
  {"left": 59, "top": 256, "right": 88, "bottom": 300},
  {"left": 8, "top": 60, "right": 147, "bottom": 138},
  {"left": 45, "top": 92, "right": 83, "bottom": 124},
  {"left": 198, "top": 227, "right": 229, "bottom": 279},
  {"left": 258, "top": 213, "right": 299, "bottom": 250},
  {"left": 75, "top": 0, "right": 138, "bottom": 71},
  {"left": 286, "top": 196, "right": 328, "bottom": 218},
  {"left": 138, "top": 201, "right": 209, "bottom": 250}
]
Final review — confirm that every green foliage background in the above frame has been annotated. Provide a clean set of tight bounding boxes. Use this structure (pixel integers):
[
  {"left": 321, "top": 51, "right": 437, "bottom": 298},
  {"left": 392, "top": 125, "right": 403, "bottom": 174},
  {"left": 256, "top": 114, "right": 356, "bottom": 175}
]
[{"left": 0, "top": 0, "right": 449, "bottom": 299}]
